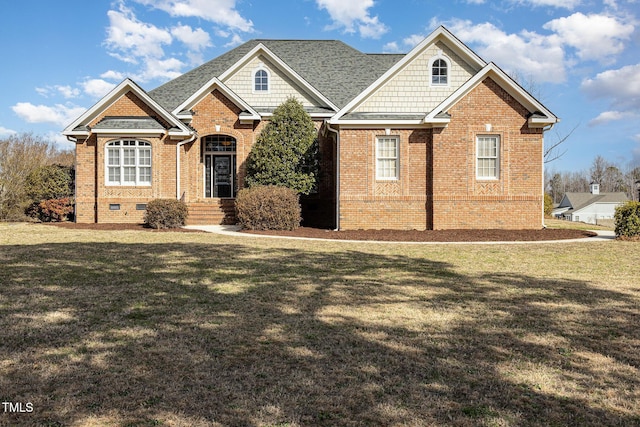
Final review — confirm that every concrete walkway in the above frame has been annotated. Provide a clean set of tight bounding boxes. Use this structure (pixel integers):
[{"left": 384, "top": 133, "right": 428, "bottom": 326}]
[{"left": 183, "top": 225, "right": 616, "bottom": 245}]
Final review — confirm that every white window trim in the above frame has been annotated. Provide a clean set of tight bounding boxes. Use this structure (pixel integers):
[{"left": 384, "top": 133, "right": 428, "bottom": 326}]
[
  {"left": 105, "top": 139, "right": 152, "bottom": 186},
  {"left": 476, "top": 135, "right": 500, "bottom": 180},
  {"left": 429, "top": 53, "right": 451, "bottom": 87},
  {"left": 376, "top": 135, "right": 400, "bottom": 181},
  {"left": 252, "top": 64, "right": 270, "bottom": 93}
]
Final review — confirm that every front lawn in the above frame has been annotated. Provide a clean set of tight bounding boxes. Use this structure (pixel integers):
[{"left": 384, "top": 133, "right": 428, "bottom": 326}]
[{"left": 0, "top": 223, "right": 638, "bottom": 426}]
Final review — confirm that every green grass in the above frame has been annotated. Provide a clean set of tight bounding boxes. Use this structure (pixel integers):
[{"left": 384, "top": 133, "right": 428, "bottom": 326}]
[
  {"left": 1, "top": 222, "right": 639, "bottom": 426},
  {"left": 545, "top": 218, "right": 614, "bottom": 230}
]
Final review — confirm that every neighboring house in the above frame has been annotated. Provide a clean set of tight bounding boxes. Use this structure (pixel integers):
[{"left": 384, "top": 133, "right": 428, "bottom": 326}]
[
  {"left": 63, "top": 26, "right": 558, "bottom": 230},
  {"left": 553, "top": 183, "right": 628, "bottom": 224}
]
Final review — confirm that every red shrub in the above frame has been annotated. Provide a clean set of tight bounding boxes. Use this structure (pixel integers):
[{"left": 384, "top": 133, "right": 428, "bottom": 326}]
[{"left": 27, "top": 197, "right": 74, "bottom": 222}]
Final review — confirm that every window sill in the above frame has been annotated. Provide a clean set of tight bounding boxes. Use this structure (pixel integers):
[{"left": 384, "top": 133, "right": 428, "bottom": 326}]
[{"left": 105, "top": 184, "right": 152, "bottom": 187}]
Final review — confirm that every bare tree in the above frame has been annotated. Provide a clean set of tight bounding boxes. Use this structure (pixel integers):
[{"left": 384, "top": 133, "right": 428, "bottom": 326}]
[
  {"left": 544, "top": 124, "right": 578, "bottom": 164},
  {"left": 589, "top": 155, "right": 609, "bottom": 186},
  {"left": 509, "top": 70, "right": 576, "bottom": 164},
  {"left": 624, "top": 164, "right": 640, "bottom": 201},
  {"left": 0, "top": 133, "right": 59, "bottom": 220},
  {"left": 602, "top": 165, "right": 625, "bottom": 193}
]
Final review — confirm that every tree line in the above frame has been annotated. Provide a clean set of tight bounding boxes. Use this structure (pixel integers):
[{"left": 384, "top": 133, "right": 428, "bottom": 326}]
[
  {"left": 546, "top": 155, "right": 640, "bottom": 204},
  {"left": 0, "top": 133, "right": 74, "bottom": 221}
]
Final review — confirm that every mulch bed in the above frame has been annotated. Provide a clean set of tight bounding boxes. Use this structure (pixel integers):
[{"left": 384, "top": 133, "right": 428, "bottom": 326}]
[
  {"left": 44, "top": 222, "right": 204, "bottom": 233},
  {"left": 242, "top": 227, "right": 597, "bottom": 242},
  {"left": 45, "top": 222, "right": 597, "bottom": 242}
]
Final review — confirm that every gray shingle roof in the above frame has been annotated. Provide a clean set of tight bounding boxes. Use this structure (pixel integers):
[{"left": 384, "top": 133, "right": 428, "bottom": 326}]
[
  {"left": 253, "top": 106, "right": 336, "bottom": 115},
  {"left": 367, "top": 53, "right": 405, "bottom": 70},
  {"left": 92, "top": 116, "right": 165, "bottom": 130},
  {"left": 341, "top": 112, "right": 426, "bottom": 121},
  {"left": 560, "top": 192, "right": 628, "bottom": 212},
  {"left": 149, "top": 39, "right": 399, "bottom": 112}
]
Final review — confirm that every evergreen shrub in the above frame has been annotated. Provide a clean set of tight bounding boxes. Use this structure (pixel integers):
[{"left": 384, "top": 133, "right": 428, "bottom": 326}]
[
  {"left": 245, "top": 97, "right": 319, "bottom": 195},
  {"left": 614, "top": 201, "right": 640, "bottom": 239}
]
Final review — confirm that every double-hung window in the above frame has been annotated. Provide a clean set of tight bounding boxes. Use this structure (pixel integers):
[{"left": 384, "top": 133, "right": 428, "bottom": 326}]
[
  {"left": 476, "top": 135, "right": 499, "bottom": 179},
  {"left": 376, "top": 136, "right": 399, "bottom": 180},
  {"left": 106, "top": 140, "right": 151, "bottom": 185}
]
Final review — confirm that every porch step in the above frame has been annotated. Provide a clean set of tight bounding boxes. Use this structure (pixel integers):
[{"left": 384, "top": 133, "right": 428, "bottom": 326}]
[{"left": 186, "top": 200, "right": 236, "bottom": 225}]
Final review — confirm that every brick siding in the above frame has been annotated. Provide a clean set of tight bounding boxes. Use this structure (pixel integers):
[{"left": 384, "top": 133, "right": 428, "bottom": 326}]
[
  {"left": 338, "top": 77, "right": 543, "bottom": 230},
  {"left": 75, "top": 89, "right": 335, "bottom": 226},
  {"left": 75, "top": 77, "right": 542, "bottom": 229}
]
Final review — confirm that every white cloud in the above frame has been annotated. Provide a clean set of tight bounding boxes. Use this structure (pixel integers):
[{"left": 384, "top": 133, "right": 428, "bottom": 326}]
[
  {"left": 135, "top": 57, "right": 185, "bottom": 82},
  {"left": 383, "top": 33, "right": 426, "bottom": 53},
  {"left": 224, "top": 33, "right": 244, "bottom": 48},
  {"left": 0, "top": 126, "right": 17, "bottom": 137},
  {"left": 513, "top": 0, "right": 581, "bottom": 8},
  {"left": 589, "top": 110, "right": 638, "bottom": 126},
  {"left": 55, "top": 85, "right": 80, "bottom": 99},
  {"left": 543, "top": 13, "right": 634, "bottom": 62},
  {"left": 36, "top": 87, "right": 50, "bottom": 97},
  {"left": 12, "top": 103, "right": 87, "bottom": 127},
  {"left": 403, "top": 34, "right": 426, "bottom": 48},
  {"left": 446, "top": 19, "right": 567, "bottom": 83},
  {"left": 358, "top": 15, "right": 388, "bottom": 39},
  {"left": 315, "top": 0, "right": 389, "bottom": 39},
  {"left": 134, "top": 0, "right": 253, "bottom": 33},
  {"left": 382, "top": 41, "right": 400, "bottom": 53},
  {"left": 104, "top": 3, "right": 194, "bottom": 82},
  {"left": 582, "top": 64, "right": 640, "bottom": 128},
  {"left": 35, "top": 85, "right": 80, "bottom": 99},
  {"left": 100, "top": 70, "right": 125, "bottom": 80},
  {"left": 105, "top": 3, "right": 173, "bottom": 62},
  {"left": 171, "top": 24, "right": 212, "bottom": 51},
  {"left": 81, "top": 79, "right": 117, "bottom": 98},
  {"left": 581, "top": 64, "right": 640, "bottom": 110}
]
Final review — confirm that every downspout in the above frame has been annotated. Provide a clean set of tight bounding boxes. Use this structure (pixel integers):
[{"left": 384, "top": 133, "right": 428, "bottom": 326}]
[
  {"left": 541, "top": 123, "right": 556, "bottom": 229},
  {"left": 176, "top": 133, "right": 197, "bottom": 200},
  {"left": 66, "top": 135, "right": 80, "bottom": 223},
  {"left": 325, "top": 123, "right": 340, "bottom": 231}
]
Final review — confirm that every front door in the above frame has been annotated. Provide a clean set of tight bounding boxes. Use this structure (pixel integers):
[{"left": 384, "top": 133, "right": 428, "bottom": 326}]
[{"left": 205, "top": 154, "right": 236, "bottom": 198}]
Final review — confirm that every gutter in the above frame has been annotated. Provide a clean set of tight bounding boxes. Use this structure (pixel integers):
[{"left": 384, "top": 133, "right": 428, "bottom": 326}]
[
  {"left": 540, "top": 122, "right": 557, "bottom": 228},
  {"left": 325, "top": 123, "right": 340, "bottom": 231},
  {"left": 541, "top": 129, "right": 545, "bottom": 229},
  {"left": 176, "top": 133, "right": 197, "bottom": 199}
]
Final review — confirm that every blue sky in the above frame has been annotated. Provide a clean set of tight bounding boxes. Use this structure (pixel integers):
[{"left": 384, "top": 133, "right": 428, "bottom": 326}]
[{"left": 1, "top": 0, "right": 638, "bottom": 172}]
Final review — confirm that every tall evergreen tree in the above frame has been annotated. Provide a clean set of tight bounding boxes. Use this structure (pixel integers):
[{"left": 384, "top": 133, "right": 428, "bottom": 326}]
[{"left": 245, "top": 97, "right": 319, "bottom": 195}]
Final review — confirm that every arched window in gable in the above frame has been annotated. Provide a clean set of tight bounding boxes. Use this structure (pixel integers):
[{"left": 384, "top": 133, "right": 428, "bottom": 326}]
[
  {"left": 254, "top": 68, "right": 269, "bottom": 92},
  {"left": 430, "top": 57, "right": 449, "bottom": 86}
]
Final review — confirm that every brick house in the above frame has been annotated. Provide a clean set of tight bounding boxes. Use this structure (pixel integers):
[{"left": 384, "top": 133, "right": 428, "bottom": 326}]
[{"left": 63, "top": 26, "right": 558, "bottom": 230}]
